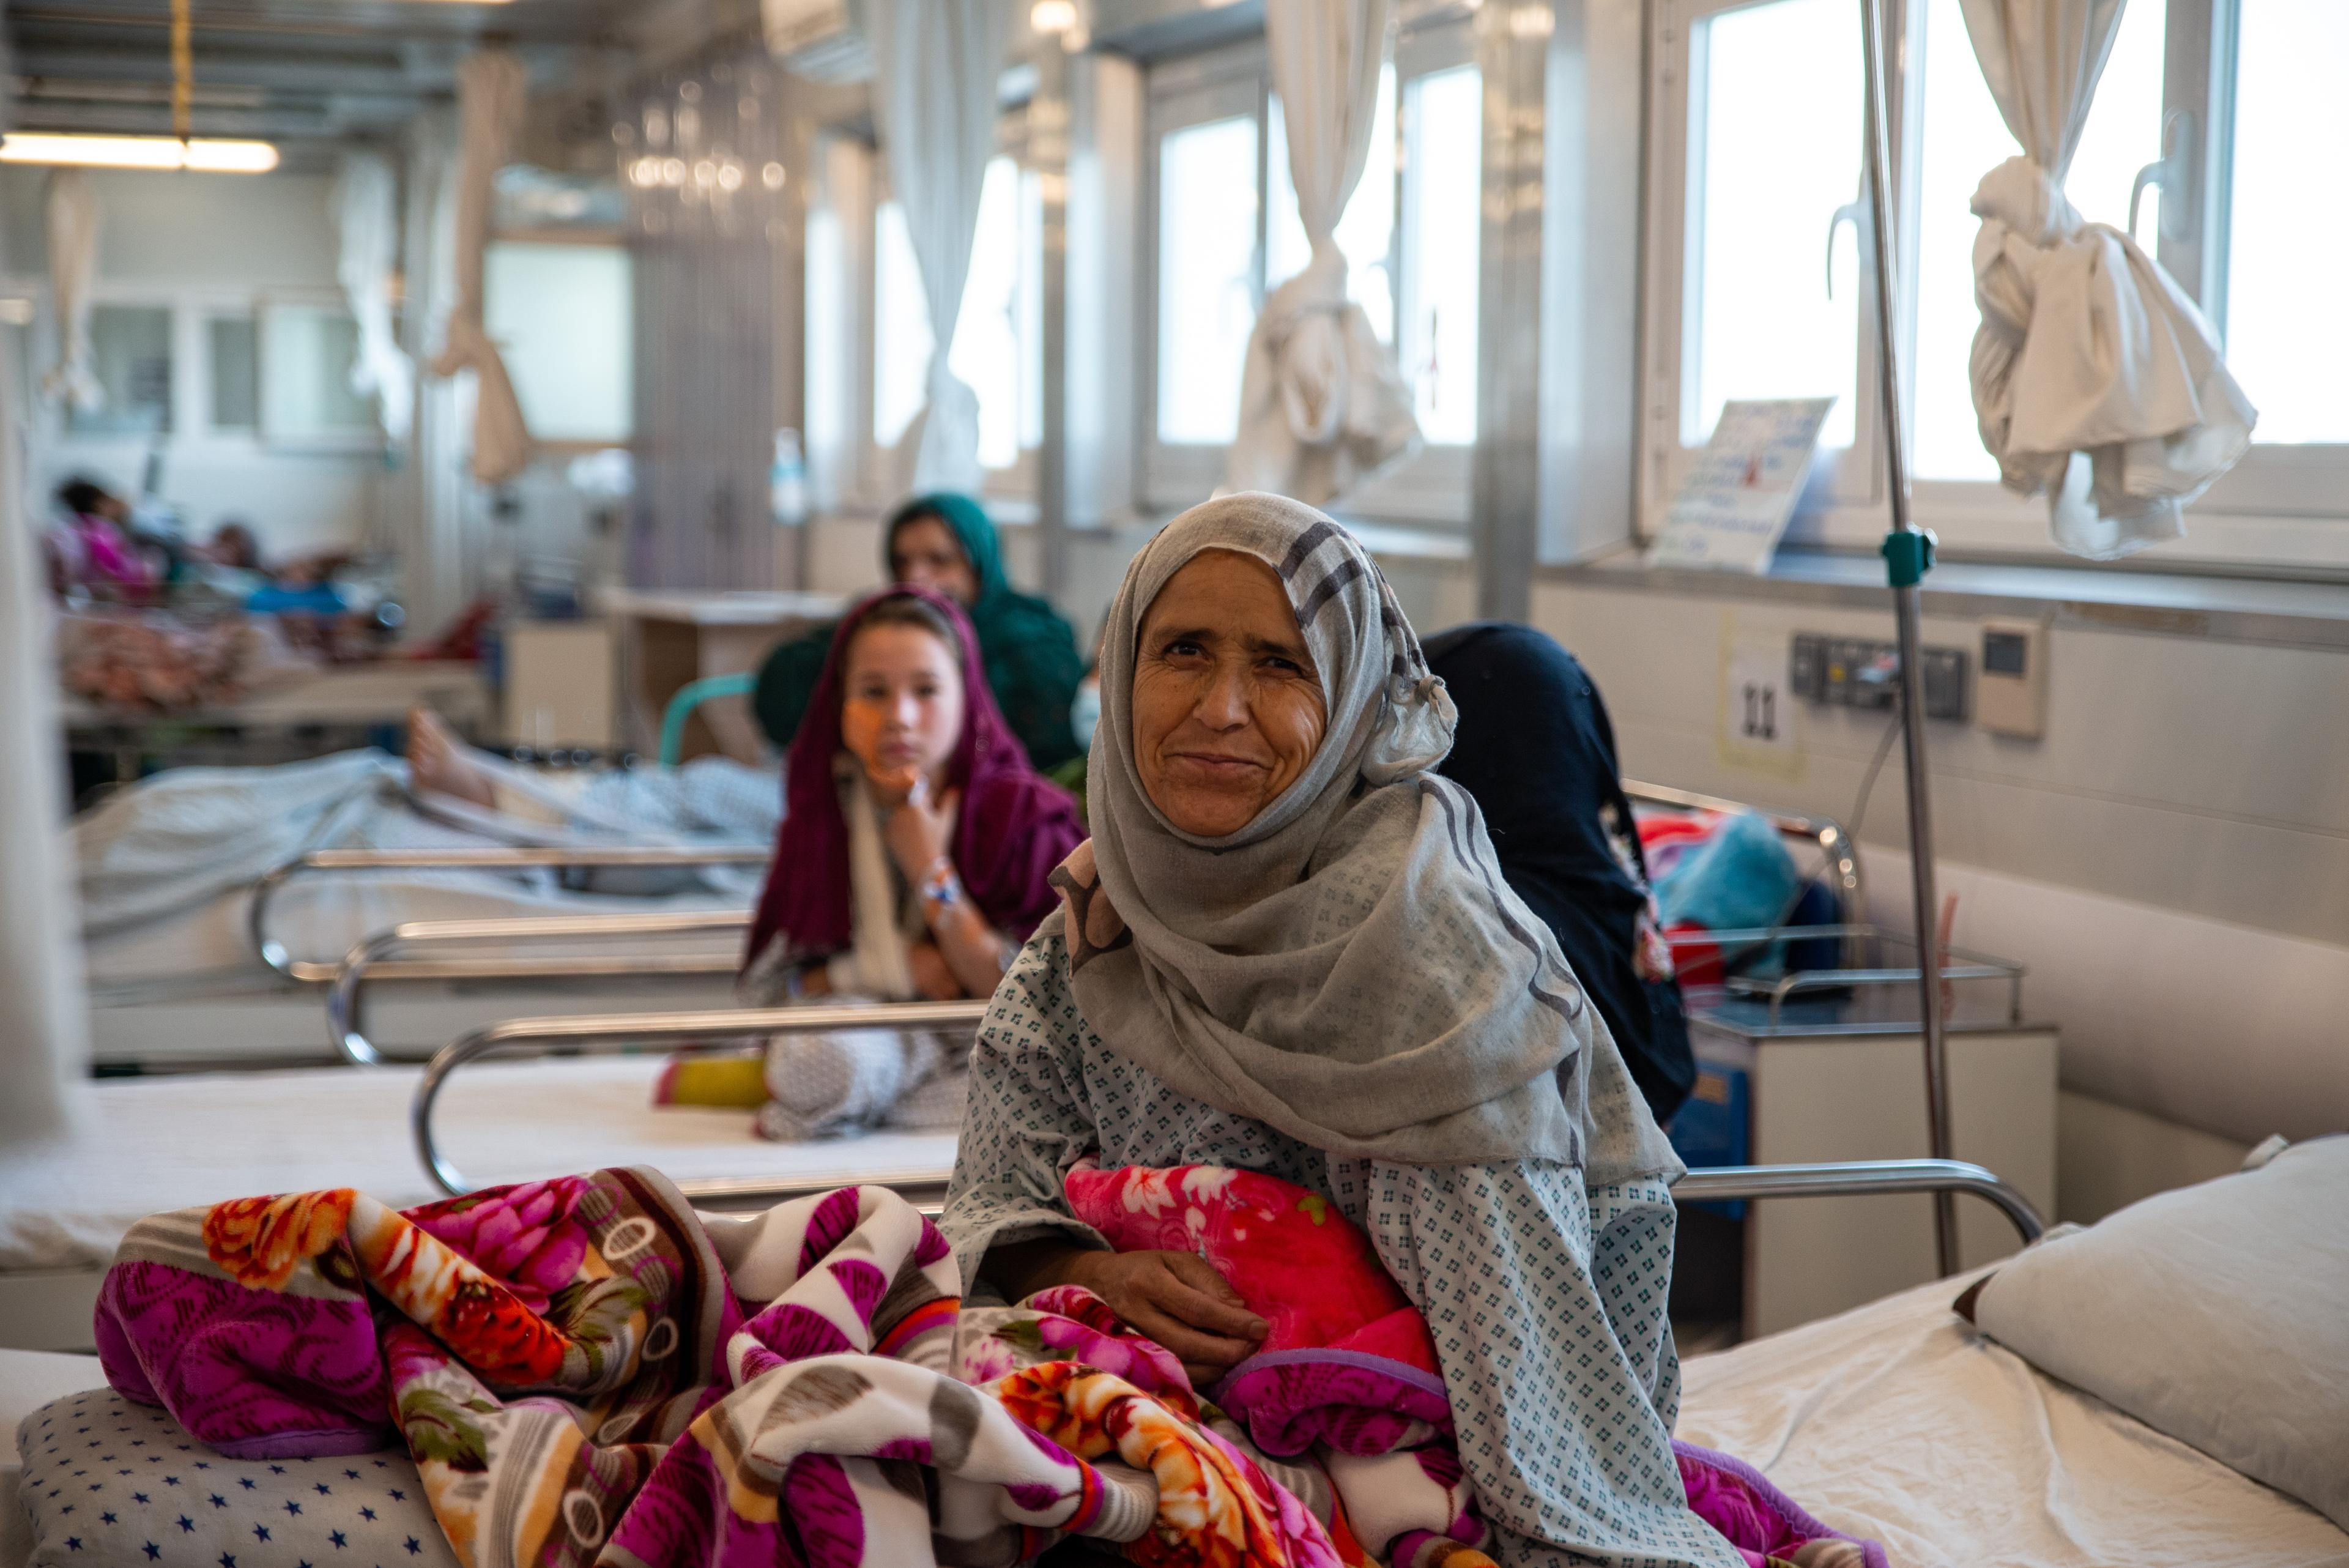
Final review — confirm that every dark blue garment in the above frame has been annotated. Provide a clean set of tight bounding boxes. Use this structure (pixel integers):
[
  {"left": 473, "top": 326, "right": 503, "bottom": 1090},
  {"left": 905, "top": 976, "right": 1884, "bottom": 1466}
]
[{"left": 1423, "top": 623, "right": 1698, "bottom": 1124}]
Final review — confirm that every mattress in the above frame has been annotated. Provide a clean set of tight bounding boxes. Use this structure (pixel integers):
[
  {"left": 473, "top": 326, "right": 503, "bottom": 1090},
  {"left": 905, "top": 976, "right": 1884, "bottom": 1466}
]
[
  {"left": 0, "top": 1059, "right": 959, "bottom": 1276},
  {"left": 1675, "top": 1269, "right": 2349, "bottom": 1568}
]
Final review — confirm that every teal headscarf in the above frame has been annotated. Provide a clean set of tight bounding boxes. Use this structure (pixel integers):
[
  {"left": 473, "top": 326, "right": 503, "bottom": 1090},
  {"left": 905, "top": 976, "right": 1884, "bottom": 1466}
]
[{"left": 752, "top": 492, "right": 1087, "bottom": 769}]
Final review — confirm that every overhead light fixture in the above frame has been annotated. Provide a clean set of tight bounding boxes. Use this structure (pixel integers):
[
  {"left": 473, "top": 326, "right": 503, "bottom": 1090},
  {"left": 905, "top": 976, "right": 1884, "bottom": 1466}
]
[
  {"left": 0, "top": 134, "right": 280, "bottom": 173},
  {"left": 1030, "top": 0, "right": 1078, "bottom": 33}
]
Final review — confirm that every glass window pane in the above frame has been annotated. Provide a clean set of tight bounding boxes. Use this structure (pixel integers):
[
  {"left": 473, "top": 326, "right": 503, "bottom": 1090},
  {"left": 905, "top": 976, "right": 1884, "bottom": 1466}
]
[
  {"left": 1267, "top": 64, "right": 1398, "bottom": 343},
  {"left": 947, "top": 155, "right": 1023, "bottom": 471},
  {"left": 261, "top": 303, "right": 374, "bottom": 440},
  {"left": 874, "top": 197, "right": 932, "bottom": 450},
  {"left": 1687, "top": 0, "right": 1862, "bottom": 450},
  {"left": 484, "top": 242, "right": 633, "bottom": 442},
  {"left": 1156, "top": 114, "right": 1261, "bottom": 445},
  {"left": 208, "top": 315, "right": 258, "bottom": 432},
  {"left": 1910, "top": 0, "right": 2163, "bottom": 478},
  {"left": 69, "top": 304, "right": 173, "bottom": 436},
  {"left": 2224, "top": 0, "right": 2349, "bottom": 444},
  {"left": 1400, "top": 63, "right": 1482, "bottom": 445}
]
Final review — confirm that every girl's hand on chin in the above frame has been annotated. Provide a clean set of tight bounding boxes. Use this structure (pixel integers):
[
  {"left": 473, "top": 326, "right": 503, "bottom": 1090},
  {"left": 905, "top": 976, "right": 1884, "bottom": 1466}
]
[{"left": 885, "top": 775, "right": 960, "bottom": 883}]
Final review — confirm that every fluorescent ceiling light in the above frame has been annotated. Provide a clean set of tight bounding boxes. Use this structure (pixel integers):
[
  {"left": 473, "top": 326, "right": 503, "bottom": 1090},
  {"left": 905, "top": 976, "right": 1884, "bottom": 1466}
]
[{"left": 0, "top": 134, "right": 279, "bottom": 173}]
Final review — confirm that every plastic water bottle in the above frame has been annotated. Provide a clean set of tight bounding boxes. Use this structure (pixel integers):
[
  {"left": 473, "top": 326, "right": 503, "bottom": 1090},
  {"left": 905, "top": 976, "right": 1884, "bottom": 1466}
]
[{"left": 770, "top": 429, "right": 807, "bottom": 527}]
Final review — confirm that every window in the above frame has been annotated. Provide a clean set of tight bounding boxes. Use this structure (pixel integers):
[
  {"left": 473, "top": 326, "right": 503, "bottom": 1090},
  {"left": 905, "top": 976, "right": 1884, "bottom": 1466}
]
[
  {"left": 2221, "top": 0, "right": 2349, "bottom": 445},
  {"left": 68, "top": 304, "right": 174, "bottom": 437},
  {"left": 484, "top": 240, "right": 634, "bottom": 447},
  {"left": 1910, "top": 0, "right": 2165, "bottom": 481},
  {"left": 872, "top": 154, "right": 1041, "bottom": 476},
  {"left": 207, "top": 315, "right": 259, "bottom": 433},
  {"left": 1398, "top": 63, "right": 1482, "bottom": 445},
  {"left": 1646, "top": 0, "right": 2349, "bottom": 568},
  {"left": 1144, "top": 23, "right": 1483, "bottom": 519},
  {"left": 259, "top": 301, "right": 374, "bottom": 446}
]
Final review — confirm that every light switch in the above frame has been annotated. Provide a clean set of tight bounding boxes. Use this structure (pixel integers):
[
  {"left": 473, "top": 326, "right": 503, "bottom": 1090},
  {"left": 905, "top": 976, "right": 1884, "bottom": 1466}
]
[{"left": 1975, "top": 618, "right": 2047, "bottom": 739}]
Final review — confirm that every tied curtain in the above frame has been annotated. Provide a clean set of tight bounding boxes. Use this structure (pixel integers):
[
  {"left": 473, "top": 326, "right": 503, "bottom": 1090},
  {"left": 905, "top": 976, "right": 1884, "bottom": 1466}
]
[
  {"left": 1959, "top": 0, "right": 2254, "bottom": 559},
  {"left": 332, "top": 152, "right": 416, "bottom": 443},
  {"left": 428, "top": 49, "right": 531, "bottom": 487},
  {"left": 865, "top": 0, "right": 1013, "bottom": 497},
  {"left": 40, "top": 169, "right": 102, "bottom": 412},
  {"left": 1223, "top": 0, "right": 1418, "bottom": 507}
]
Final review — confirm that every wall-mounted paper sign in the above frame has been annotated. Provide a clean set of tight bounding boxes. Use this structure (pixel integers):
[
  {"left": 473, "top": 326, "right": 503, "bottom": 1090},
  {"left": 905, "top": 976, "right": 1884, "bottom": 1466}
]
[{"left": 1646, "top": 398, "right": 1835, "bottom": 574}]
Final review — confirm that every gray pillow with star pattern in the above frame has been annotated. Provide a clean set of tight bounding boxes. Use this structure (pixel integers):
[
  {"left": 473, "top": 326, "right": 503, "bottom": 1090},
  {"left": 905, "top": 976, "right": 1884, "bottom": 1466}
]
[{"left": 13, "top": 1389, "right": 453, "bottom": 1568}]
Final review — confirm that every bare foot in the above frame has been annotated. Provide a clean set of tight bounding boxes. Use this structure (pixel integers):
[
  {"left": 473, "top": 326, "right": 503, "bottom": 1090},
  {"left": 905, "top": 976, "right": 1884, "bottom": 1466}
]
[{"left": 406, "top": 706, "right": 499, "bottom": 809}]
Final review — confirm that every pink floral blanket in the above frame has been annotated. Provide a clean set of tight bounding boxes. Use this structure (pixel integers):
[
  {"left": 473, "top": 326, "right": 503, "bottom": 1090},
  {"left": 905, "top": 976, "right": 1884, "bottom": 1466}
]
[{"left": 87, "top": 1166, "right": 1885, "bottom": 1568}]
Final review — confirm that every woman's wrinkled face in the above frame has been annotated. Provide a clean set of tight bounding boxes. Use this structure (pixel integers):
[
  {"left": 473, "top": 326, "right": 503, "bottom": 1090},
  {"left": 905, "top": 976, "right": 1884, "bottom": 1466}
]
[
  {"left": 1132, "top": 549, "right": 1327, "bottom": 838},
  {"left": 840, "top": 622, "right": 965, "bottom": 792},
  {"left": 889, "top": 515, "right": 981, "bottom": 607}
]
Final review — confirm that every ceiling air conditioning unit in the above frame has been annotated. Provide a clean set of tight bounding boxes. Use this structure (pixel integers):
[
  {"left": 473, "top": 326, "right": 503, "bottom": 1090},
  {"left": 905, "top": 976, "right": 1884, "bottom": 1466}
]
[{"left": 759, "top": 0, "right": 873, "bottom": 82}]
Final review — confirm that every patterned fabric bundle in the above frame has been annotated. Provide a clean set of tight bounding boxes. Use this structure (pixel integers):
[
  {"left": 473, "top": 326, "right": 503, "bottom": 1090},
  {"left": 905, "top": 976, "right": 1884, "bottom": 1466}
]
[{"left": 87, "top": 1170, "right": 1342, "bottom": 1568}]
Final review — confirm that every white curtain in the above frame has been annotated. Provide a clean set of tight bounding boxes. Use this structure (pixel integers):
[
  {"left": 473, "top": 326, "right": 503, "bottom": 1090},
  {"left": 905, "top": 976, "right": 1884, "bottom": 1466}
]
[
  {"left": 40, "top": 169, "right": 102, "bottom": 412},
  {"left": 864, "top": 0, "right": 1012, "bottom": 497},
  {"left": 1961, "top": 0, "right": 2254, "bottom": 560},
  {"left": 332, "top": 152, "right": 416, "bottom": 443},
  {"left": 428, "top": 49, "right": 532, "bottom": 488},
  {"left": 0, "top": 314, "right": 89, "bottom": 1145},
  {"left": 1223, "top": 0, "right": 1418, "bottom": 507}
]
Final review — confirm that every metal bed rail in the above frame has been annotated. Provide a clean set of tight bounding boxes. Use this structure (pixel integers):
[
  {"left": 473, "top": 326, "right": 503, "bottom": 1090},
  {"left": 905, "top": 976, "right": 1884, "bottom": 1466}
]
[
  {"left": 250, "top": 844, "right": 770, "bottom": 983},
  {"left": 1675, "top": 1159, "right": 2044, "bottom": 1246},
  {"left": 1661, "top": 923, "right": 2026, "bottom": 1027},
  {"left": 414, "top": 999, "right": 993, "bottom": 1196},
  {"left": 328, "top": 908, "right": 757, "bottom": 1065},
  {"left": 1621, "top": 779, "right": 1867, "bottom": 948}
]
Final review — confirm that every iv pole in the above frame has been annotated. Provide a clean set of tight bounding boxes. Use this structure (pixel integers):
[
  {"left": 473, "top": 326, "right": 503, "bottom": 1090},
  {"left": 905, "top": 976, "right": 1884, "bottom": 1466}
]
[{"left": 1857, "top": 0, "right": 1959, "bottom": 1276}]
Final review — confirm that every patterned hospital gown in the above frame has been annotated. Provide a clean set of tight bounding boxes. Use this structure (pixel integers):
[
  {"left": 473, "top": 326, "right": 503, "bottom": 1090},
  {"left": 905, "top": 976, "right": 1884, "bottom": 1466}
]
[{"left": 942, "top": 931, "right": 1743, "bottom": 1568}]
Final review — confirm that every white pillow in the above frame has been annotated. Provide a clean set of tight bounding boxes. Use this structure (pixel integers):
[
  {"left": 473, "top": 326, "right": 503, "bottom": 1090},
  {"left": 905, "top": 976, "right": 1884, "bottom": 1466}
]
[{"left": 1958, "top": 1134, "right": 2349, "bottom": 1531}]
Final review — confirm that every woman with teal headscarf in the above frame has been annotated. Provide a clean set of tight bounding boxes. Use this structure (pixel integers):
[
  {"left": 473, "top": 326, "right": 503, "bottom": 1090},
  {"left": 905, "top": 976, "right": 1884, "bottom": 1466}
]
[{"left": 754, "top": 492, "right": 1088, "bottom": 770}]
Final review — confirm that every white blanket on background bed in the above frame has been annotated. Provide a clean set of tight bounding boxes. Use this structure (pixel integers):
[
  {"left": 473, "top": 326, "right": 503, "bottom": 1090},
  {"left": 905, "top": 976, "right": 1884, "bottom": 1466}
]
[
  {"left": 1675, "top": 1269, "right": 2349, "bottom": 1568},
  {"left": 73, "top": 751, "right": 780, "bottom": 957},
  {"left": 0, "top": 1058, "right": 959, "bottom": 1274}
]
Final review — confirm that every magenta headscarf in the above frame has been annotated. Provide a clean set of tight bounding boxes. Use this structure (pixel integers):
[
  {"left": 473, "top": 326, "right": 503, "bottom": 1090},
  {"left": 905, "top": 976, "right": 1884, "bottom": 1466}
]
[{"left": 742, "top": 584, "right": 1083, "bottom": 974}]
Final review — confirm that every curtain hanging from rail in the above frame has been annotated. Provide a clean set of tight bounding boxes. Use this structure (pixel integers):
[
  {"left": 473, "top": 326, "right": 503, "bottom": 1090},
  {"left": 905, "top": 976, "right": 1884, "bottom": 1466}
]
[
  {"left": 428, "top": 49, "right": 532, "bottom": 488},
  {"left": 622, "top": 54, "right": 790, "bottom": 590},
  {"left": 40, "top": 169, "right": 102, "bottom": 411},
  {"left": 864, "top": 0, "right": 1012, "bottom": 498},
  {"left": 1223, "top": 0, "right": 1418, "bottom": 507},
  {"left": 0, "top": 310, "right": 89, "bottom": 1144},
  {"left": 1958, "top": 0, "right": 2254, "bottom": 560},
  {"left": 332, "top": 152, "right": 416, "bottom": 444}
]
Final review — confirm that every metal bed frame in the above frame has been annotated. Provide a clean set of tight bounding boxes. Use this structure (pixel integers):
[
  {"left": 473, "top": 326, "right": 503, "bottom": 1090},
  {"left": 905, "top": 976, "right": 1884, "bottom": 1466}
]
[{"left": 406, "top": 1001, "right": 2046, "bottom": 1260}]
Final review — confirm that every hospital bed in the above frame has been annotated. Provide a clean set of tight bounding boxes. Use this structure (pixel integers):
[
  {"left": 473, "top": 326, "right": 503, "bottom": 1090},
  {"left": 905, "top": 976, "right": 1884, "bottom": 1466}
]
[{"left": 87, "top": 839, "right": 770, "bottom": 1071}]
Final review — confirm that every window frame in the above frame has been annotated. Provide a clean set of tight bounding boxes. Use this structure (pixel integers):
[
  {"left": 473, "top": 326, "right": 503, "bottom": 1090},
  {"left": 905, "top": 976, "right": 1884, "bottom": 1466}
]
[
  {"left": 1638, "top": 0, "right": 2349, "bottom": 573},
  {"left": 1138, "top": 17, "right": 1483, "bottom": 526}
]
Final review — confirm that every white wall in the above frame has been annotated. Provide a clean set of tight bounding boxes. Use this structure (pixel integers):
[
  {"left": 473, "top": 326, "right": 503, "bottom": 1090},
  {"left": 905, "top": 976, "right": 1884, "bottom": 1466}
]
[{"left": 5, "top": 168, "right": 385, "bottom": 555}]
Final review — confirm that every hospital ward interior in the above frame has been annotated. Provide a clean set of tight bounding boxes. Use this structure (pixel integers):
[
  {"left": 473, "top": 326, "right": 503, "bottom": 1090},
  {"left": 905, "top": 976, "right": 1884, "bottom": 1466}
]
[{"left": 0, "top": 0, "right": 2342, "bottom": 1563}]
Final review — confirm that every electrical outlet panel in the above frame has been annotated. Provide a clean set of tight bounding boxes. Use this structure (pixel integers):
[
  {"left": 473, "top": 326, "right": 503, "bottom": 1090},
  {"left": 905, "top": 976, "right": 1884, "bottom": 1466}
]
[{"left": 1789, "top": 633, "right": 1969, "bottom": 721}]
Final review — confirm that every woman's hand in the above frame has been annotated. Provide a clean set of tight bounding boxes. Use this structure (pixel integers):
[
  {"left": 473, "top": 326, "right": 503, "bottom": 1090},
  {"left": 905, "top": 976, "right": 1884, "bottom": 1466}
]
[
  {"left": 907, "top": 940, "right": 962, "bottom": 1000},
  {"left": 1062, "top": 1249, "right": 1268, "bottom": 1386},
  {"left": 884, "top": 775, "right": 961, "bottom": 886}
]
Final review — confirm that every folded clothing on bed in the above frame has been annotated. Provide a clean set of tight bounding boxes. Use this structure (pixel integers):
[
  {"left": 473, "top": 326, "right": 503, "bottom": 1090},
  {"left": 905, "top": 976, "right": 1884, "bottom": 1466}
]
[{"left": 651, "top": 1024, "right": 968, "bottom": 1142}]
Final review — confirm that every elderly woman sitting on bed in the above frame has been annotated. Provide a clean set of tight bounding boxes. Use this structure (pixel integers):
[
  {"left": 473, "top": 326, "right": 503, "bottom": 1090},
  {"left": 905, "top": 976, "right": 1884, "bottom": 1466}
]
[{"left": 941, "top": 494, "right": 1740, "bottom": 1568}]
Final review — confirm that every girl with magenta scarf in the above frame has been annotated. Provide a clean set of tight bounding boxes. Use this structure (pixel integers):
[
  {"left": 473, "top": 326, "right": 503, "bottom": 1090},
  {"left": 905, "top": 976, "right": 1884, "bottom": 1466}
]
[{"left": 658, "top": 585, "right": 1082, "bottom": 1138}]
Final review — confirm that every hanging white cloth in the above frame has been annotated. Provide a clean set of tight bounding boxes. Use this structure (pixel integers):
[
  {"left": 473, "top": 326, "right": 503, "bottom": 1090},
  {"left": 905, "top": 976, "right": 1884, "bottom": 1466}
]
[
  {"left": 863, "top": 0, "right": 1012, "bottom": 497},
  {"left": 427, "top": 49, "right": 532, "bottom": 487},
  {"left": 332, "top": 152, "right": 416, "bottom": 443},
  {"left": 40, "top": 169, "right": 103, "bottom": 412},
  {"left": 0, "top": 313, "right": 90, "bottom": 1144},
  {"left": 1222, "top": 0, "right": 1418, "bottom": 507},
  {"left": 1959, "top": 0, "right": 2254, "bottom": 560}
]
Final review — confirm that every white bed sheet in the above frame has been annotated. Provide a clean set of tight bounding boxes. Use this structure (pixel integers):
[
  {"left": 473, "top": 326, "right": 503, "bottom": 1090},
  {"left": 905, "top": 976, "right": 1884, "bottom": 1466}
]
[
  {"left": 0, "top": 1060, "right": 958, "bottom": 1274},
  {"left": 1675, "top": 1269, "right": 2349, "bottom": 1568}
]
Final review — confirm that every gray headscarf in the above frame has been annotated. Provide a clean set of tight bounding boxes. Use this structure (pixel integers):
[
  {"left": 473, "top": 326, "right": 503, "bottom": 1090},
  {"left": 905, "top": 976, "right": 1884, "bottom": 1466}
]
[{"left": 1050, "top": 492, "right": 1633, "bottom": 1168}]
